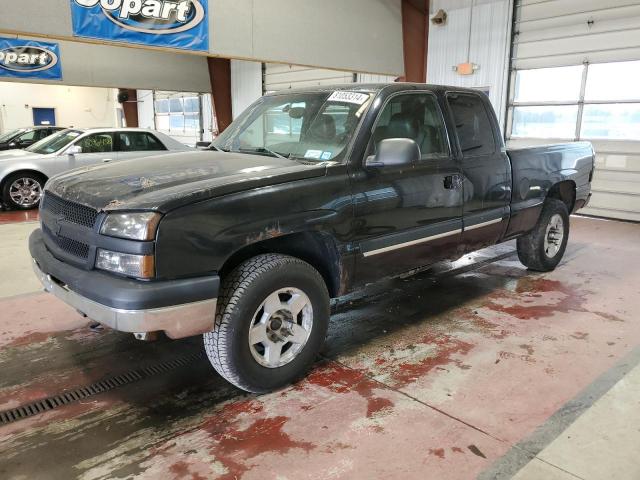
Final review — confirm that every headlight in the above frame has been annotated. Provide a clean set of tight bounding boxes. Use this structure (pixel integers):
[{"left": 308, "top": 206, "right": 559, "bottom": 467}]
[
  {"left": 96, "top": 249, "right": 155, "bottom": 279},
  {"left": 100, "top": 212, "right": 161, "bottom": 241}
]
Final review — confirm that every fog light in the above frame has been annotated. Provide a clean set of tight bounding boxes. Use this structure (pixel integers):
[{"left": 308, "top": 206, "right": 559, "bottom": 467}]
[{"left": 95, "top": 249, "right": 154, "bottom": 279}]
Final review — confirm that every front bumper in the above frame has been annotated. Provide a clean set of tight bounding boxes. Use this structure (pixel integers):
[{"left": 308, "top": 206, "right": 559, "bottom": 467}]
[{"left": 30, "top": 229, "right": 219, "bottom": 339}]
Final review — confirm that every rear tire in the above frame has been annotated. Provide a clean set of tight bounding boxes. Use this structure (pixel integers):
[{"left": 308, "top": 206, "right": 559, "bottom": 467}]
[
  {"left": 2, "top": 172, "right": 46, "bottom": 210},
  {"left": 204, "top": 254, "right": 330, "bottom": 393},
  {"left": 517, "top": 198, "right": 570, "bottom": 272}
]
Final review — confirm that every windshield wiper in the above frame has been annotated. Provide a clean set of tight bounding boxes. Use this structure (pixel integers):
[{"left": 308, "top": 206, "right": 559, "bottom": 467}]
[{"left": 238, "top": 147, "right": 288, "bottom": 159}]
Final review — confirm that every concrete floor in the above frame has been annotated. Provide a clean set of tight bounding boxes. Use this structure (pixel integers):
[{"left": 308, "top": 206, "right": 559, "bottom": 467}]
[{"left": 0, "top": 212, "right": 639, "bottom": 479}]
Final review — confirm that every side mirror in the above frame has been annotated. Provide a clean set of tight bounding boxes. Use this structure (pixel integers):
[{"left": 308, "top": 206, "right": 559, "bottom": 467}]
[
  {"left": 67, "top": 145, "right": 82, "bottom": 156},
  {"left": 8, "top": 142, "right": 16, "bottom": 148},
  {"left": 366, "top": 138, "right": 420, "bottom": 169}
]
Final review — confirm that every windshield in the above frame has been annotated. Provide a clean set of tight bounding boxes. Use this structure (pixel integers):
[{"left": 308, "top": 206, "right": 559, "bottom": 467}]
[
  {"left": 212, "top": 91, "right": 374, "bottom": 162},
  {"left": 26, "top": 130, "right": 83, "bottom": 155},
  {"left": 0, "top": 129, "right": 24, "bottom": 143}
]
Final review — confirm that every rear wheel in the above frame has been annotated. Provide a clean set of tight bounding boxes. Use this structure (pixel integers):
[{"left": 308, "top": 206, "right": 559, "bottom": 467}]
[
  {"left": 517, "top": 198, "right": 570, "bottom": 272},
  {"left": 2, "top": 172, "right": 46, "bottom": 210},
  {"left": 204, "top": 254, "right": 330, "bottom": 393}
]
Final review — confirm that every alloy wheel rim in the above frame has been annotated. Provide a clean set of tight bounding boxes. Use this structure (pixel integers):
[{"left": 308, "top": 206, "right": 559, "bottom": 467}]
[
  {"left": 9, "top": 178, "right": 42, "bottom": 207},
  {"left": 544, "top": 214, "right": 564, "bottom": 258},
  {"left": 248, "top": 287, "right": 314, "bottom": 368}
]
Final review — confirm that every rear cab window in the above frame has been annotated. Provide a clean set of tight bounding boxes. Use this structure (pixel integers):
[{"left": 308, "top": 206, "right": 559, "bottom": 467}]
[{"left": 446, "top": 93, "right": 496, "bottom": 157}]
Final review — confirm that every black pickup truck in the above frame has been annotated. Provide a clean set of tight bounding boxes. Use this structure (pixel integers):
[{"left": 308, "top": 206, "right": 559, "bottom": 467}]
[{"left": 29, "top": 84, "right": 594, "bottom": 393}]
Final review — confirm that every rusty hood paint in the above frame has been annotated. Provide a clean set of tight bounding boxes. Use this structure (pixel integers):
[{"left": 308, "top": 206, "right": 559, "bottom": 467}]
[{"left": 45, "top": 150, "right": 328, "bottom": 212}]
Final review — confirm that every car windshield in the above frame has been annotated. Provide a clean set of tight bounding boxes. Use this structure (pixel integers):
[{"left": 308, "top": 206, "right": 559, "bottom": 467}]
[
  {"left": 26, "top": 130, "right": 84, "bottom": 154},
  {"left": 212, "top": 91, "right": 374, "bottom": 162},
  {"left": 0, "top": 129, "right": 24, "bottom": 143}
]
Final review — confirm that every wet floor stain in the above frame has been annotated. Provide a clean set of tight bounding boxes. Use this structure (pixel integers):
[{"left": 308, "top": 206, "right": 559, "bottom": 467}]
[{"left": 483, "top": 277, "right": 588, "bottom": 320}]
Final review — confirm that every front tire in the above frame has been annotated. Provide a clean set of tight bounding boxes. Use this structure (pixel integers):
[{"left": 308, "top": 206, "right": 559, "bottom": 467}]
[
  {"left": 2, "top": 172, "right": 46, "bottom": 210},
  {"left": 204, "top": 254, "right": 330, "bottom": 393},
  {"left": 517, "top": 198, "right": 570, "bottom": 272}
]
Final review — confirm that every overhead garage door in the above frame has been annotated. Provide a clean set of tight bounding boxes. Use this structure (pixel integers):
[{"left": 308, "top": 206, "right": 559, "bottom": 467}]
[
  {"left": 264, "top": 64, "right": 356, "bottom": 93},
  {"left": 507, "top": 0, "right": 640, "bottom": 221}
]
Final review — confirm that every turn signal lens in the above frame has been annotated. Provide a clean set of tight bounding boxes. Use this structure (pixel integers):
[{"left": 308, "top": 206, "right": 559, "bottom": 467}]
[{"left": 95, "top": 249, "right": 155, "bottom": 279}]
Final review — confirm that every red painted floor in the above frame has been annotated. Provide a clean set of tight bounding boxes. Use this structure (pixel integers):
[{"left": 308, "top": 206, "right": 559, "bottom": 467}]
[
  {"left": 0, "top": 209, "right": 39, "bottom": 225},
  {"left": 0, "top": 217, "right": 638, "bottom": 479}
]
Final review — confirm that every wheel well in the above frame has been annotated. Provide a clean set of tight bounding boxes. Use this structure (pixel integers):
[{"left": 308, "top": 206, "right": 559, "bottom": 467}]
[
  {"left": 1, "top": 170, "right": 48, "bottom": 192},
  {"left": 219, "top": 232, "right": 343, "bottom": 298},
  {"left": 547, "top": 180, "right": 576, "bottom": 213}
]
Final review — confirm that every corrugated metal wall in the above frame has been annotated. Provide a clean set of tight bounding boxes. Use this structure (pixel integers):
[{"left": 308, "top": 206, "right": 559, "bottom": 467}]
[
  {"left": 231, "top": 60, "right": 262, "bottom": 119},
  {"left": 426, "top": 0, "right": 513, "bottom": 128},
  {"left": 264, "top": 64, "right": 356, "bottom": 93},
  {"left": 508, "top": 0, "right": 640, "bottom": 221}
]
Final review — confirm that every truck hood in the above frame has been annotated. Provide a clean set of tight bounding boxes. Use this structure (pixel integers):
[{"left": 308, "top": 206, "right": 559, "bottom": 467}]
[{"left": 46, "top": 150, "right": 329, "bottom": 212}]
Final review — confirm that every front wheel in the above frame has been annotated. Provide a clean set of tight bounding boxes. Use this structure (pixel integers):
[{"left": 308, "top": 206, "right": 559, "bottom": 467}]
[
  {"left": 204, "top": 254, "right": 330, "bottom": 393},
  {"left": 517, "top": 198, "right": 570, "bottom": 272},
  {"left": 2, "top": 172, "right": 46, "bottom": 210}
]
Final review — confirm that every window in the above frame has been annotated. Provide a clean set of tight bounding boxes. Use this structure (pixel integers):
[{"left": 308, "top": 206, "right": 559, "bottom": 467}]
[
  {"left": 118, "top": 132, "right": 166, "bottom": 152},
  {"left": 77, "top": 133, "right": 113, "bottom": 153},
  {"left": 371, "top": 93, "right": 449, "bottom": 160},
  {"left": 514, "top": 66, "right": 583, "bottom": 103},
  {"left": 17, "top": 130, "right": 37, "bottom": 142},
  {"left": 213, "top": 91, "right": 373, "bottom": 162},
  {"left": 510, "top": 60, "right": 640, "bottom": 141},
  {"left": 447, "top": 93, "right": 496, "bottom": 156},
  {"left": 581, "top": 104, "right": 640, "bottom": 140},
  {"left": 154, "top": 93, "right": 201, "bottom": 134},
  {"left": 512, "top": 106, "right": 579, "bottom": 139}
]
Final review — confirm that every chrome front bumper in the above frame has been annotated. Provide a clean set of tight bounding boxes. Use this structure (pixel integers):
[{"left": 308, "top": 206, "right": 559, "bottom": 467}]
[{"left": 32, "top": 259, "right": 217, "bottom": 339}]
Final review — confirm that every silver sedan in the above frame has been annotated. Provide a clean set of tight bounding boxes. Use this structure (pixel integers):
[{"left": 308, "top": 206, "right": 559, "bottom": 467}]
[{"left": 0, "top": 128, "right": 192, "bottom": 210}]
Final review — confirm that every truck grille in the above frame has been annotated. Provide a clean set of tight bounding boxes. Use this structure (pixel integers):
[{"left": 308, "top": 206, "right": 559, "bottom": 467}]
[
  {"left": 41, "top": 193, "right": 99, "bottom": 228},
  {"left": 42, "top": 224, "right": 90, "bottom": 259},
  {"left": 40, "top": 193, "right": 98, "bottom": 263}
]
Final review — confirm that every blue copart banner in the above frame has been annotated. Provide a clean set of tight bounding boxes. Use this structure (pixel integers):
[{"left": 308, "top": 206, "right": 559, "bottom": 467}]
[
  {"left": 70, "top": 0, "right": 209, "bottom": 52},
  {"left": 0, "top": 37, "right": 63, "bottom": 80}
]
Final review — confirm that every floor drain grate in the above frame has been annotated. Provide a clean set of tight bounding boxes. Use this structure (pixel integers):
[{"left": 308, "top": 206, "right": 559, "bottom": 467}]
[{"left": 0, "top": 351, "right": 206, "bottom": 425}]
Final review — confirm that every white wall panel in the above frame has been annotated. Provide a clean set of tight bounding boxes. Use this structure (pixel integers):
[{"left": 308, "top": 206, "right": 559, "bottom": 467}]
[
  {"left": 0, "top": 83, "right": 118, "bottom": 131},
  {"left": 231, "top": 60, "right": 262, "bottom": 119},
  {"left": 264, "top": 64, "right": 354, "bottom": 93},
  {"left": 356, "top": 74, "right": 398, "bottom": 83},
  {"left": 426, "top": 0, "right": 512, "bottom": 129}
]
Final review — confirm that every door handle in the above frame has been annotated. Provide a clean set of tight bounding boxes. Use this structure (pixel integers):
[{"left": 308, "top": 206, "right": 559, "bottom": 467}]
[
  {"left": 102, "top": 159, "right": 112, "bottom": 163},
  {"left": 444, "top": 174, "right": 463, "bottom": 190}
]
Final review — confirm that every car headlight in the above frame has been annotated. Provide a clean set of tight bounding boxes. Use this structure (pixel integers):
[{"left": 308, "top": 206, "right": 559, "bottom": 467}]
[
  {"left": 100, "top": 212, "right": 161, "bottom": 241},
  {"left": 96, "top": 249, "right": 155, "bottom": 279}
]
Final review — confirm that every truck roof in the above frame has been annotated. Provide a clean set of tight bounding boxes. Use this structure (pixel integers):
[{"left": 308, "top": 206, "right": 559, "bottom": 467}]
[{"left": 267, "top": 83, "right": 485, "bottom": 96}]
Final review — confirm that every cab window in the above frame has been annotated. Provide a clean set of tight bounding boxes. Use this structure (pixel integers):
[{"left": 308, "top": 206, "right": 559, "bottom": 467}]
[
  {"left": 370, "top": 93, "right": 449, "bottom": 160},
  {"left": 447, "top": 93, "right": 496, "bottom": 156},
  {"left": 17, "top": 130, "right": 37, "bottom": 142},
  {"left": 118, "top": 132, "right": 167, "bottom": 152},
  {"left": 76, "top": 133, "right": 114, "bottom": 153}
]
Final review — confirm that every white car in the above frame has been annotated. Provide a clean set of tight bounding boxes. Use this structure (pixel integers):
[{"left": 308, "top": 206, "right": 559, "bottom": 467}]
[{"left": 0, "top": 128, "right": 191, "bottom": 210}]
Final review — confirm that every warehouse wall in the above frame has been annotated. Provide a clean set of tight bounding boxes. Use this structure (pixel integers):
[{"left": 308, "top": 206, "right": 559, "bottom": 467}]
[
  {"left": 0, "top": 82, "right": 119, "bottom": 132},
  {"left": 426, "top": 0, "right": 513, "bottom": 129},
  {"left": 231, "top": 60, "right": 262, "bottom": 119},
  {"left": 0, "top": 0, "right": 404, "bottom": 76}
]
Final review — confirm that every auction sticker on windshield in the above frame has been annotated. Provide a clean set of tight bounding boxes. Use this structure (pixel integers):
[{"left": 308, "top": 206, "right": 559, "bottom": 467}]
[
  {"left": 70, "top": 0, "right": 210, "bottom": 52},
  {"left": 328, "top": 91, "right": 369, "bottom": 105}
]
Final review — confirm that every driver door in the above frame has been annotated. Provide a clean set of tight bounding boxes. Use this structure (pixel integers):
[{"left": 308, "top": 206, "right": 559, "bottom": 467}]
[
  {"left": 67, "top": 133, "right": 116, "bottom": 169},
  {"left": 350, "top": 91, "right": 464, "bottom": 284}
]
